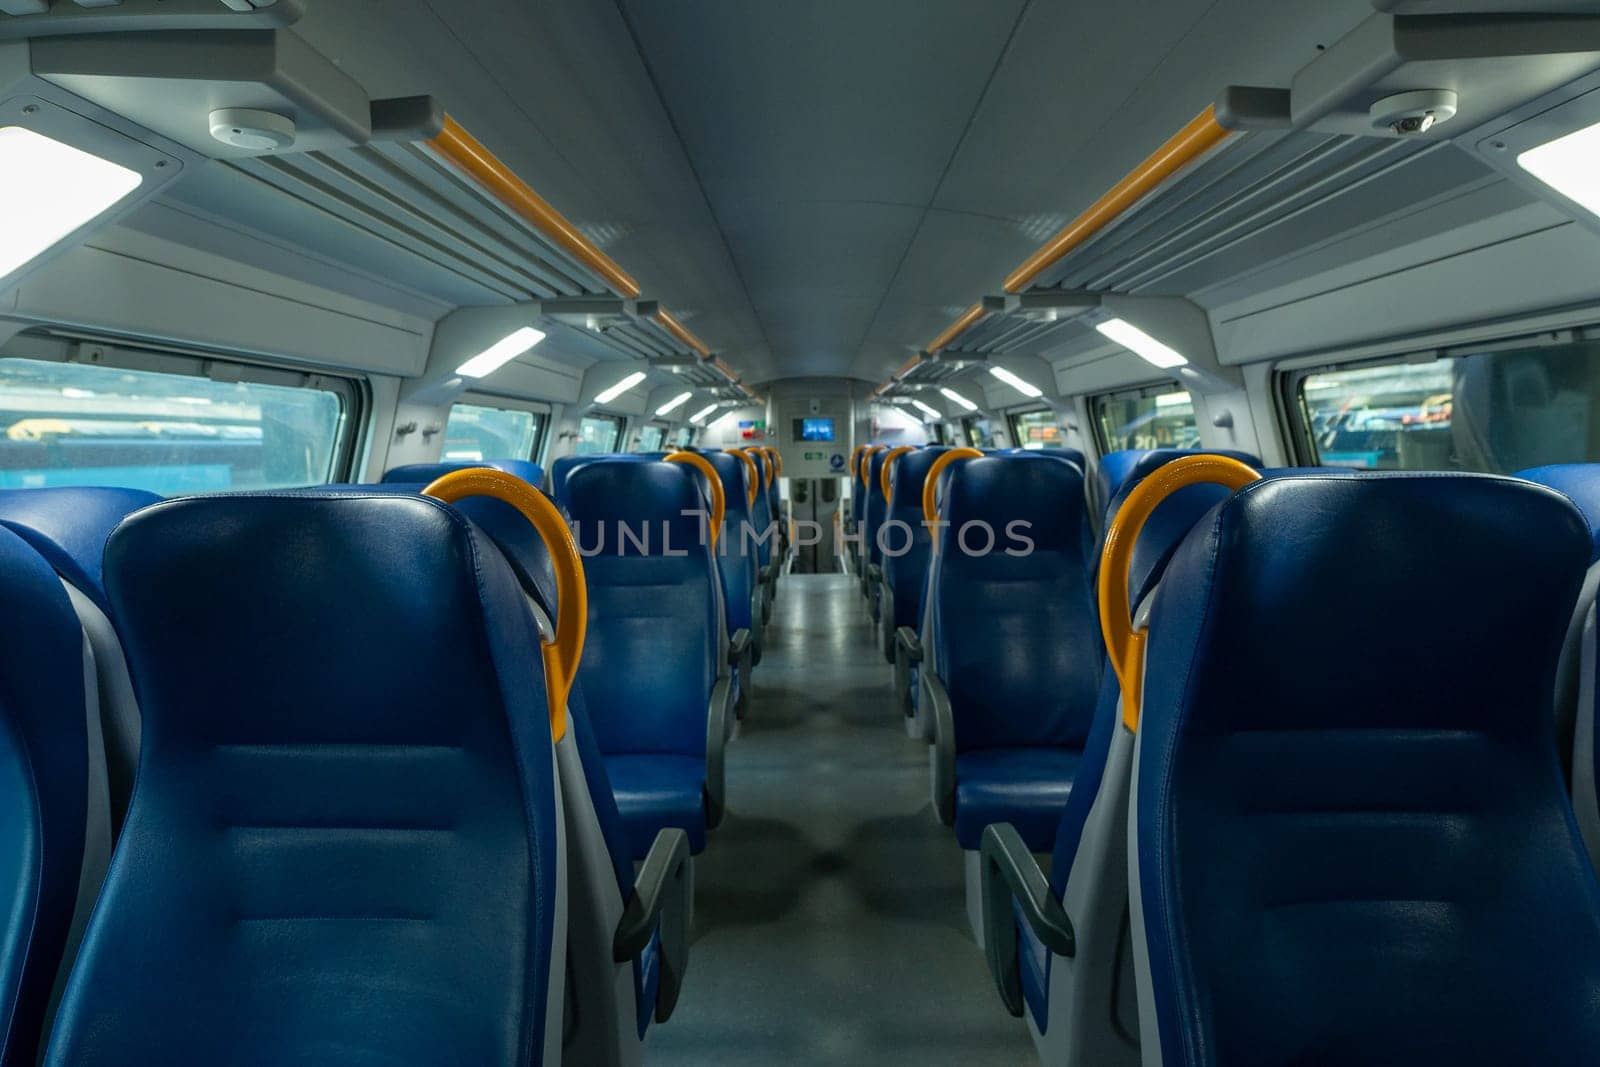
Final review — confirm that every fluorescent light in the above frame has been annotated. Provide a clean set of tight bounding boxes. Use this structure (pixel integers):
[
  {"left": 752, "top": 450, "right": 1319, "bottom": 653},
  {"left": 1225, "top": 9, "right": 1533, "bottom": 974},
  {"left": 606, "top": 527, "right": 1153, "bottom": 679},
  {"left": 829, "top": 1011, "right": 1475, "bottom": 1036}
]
[
  {"left": 1520, "top": 119, "right": 1600, "bottom": 217},
  {"left": 594, "top": 370, "right": 647, "bottom": 406},
  {"left": 455, "top": 326, "right": 546, "bottom": 378},
  {"left": 655, "top": 391, "right": 693, "bottom": 417},
  {"left": 689, "top": 403, "right": 720, "bottom": 424},
  {"left": 912, "top": 399, "right": 942, "bottom": 420},
  {"left": 1096, "top": 318, "right": 1187, "bottom": 369},
  {"left": 0, "top": 126, "right": 144, "bottom": 280},
  {"left": 1155, "top": 391, "right": 1193, "bottom": 408},
  {"left": 988, "top": 366, "right": 1043, "bottom": 399},
  {"left": 939, "top": 387, "right": 978, "bottom": 412}
]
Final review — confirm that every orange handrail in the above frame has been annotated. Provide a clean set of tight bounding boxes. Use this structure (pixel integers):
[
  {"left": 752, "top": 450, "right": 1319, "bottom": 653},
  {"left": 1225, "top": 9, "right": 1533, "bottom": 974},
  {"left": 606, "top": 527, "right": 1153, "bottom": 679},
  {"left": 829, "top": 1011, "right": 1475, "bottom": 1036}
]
[
  {"left": 880, "top": 446, "right": 916, "bottom": 499},
  {"left": 423, "top": 468, "right": 586, "bottom": 743},
  {"left": 1098, "top": 454, "right": 1260, "bottom": 732},
  {"left": 666, "top": 451, "right": 726, "bottom": 551},
  {"left": 725, "top": 448, "right": 760, "bottom": 506},
  {"left": 655, "top": 308, "right": 713, "bottom": 359},
  {"left": 921, "top": 448, "right": 983, "bottom": 527},
  {"left": 859, "top": 445, "right": 888, "bottom": 487},
  {"left": 427, "top": 116, "right": 641, "bottom": 299},
  {"left": 927, "top": 302, "right": 988, "bottom": 354},
  {"left": 762, "top": 445, "right": 783, "bottom": 478}
]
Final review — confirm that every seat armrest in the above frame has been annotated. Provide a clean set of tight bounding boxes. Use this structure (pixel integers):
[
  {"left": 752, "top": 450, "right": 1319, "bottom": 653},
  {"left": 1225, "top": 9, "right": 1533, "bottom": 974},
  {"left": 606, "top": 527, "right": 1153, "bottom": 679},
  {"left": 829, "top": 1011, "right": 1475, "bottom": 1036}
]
[
  {"left": 979, "top": 823, "right": 1075, "bottom": 1017},
  {"left": 705, "top": 676, "right": 734, "bottom": 828},
  {"left": 894, "top": 627, "right": 922, "bottom": 721},
  {"left": 925, "top": 669, "right": 956, "bottom": 825},
  {"left": 613, "top": 827, "right": 693, "bottom": 1024},
  {"left": 729, "top": 628, "right": 753, "bottom": 719},
  {"left": 728, "top": 627, "right": 751, "bottom": 665},
  {"left": 867, "top": 562, "right": 882, "bottom": 584}
]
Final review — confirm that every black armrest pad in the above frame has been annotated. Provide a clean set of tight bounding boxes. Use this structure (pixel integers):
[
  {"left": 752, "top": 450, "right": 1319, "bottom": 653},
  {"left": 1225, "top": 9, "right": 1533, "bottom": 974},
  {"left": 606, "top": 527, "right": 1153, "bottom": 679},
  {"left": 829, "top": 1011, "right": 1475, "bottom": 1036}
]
[
  {"left": 979, "top": 823, "right": 1075, "bottom": 1017},
  {"left": 895, "top": 626, "right": 922, "bottom": 663},
  {"left": 728, "top": 628, "right": 752, "bottom": 663},
  {"left": 614, "top": 827, "right": 693, "bottom": 1024}
]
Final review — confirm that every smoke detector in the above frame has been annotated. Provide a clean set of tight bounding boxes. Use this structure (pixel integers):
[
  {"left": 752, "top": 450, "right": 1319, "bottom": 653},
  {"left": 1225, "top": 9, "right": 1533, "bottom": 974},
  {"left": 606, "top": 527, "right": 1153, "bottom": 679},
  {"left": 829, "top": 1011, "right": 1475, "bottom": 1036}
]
[
  {"left": 1369, "top": 90, "right": 1458, "bottom": 137},
  {"left": 208, "top": 108, "right": 296, "bottom": 152}
]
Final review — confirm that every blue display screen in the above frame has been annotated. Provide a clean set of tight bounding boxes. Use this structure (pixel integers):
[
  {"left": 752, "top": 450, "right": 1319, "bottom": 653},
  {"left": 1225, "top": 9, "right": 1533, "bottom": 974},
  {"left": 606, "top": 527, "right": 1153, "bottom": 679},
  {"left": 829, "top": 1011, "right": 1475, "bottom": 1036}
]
[{"left": 800, "top": 418, "right": 835, "bottom": 442}]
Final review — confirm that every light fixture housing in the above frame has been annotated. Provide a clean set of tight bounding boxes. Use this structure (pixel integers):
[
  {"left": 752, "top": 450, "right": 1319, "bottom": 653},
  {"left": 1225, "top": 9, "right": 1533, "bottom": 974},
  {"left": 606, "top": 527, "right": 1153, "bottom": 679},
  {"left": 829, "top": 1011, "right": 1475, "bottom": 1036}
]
[
  {"left": 689, "top": 403, "right": 720, "bottom": 425},
  {"left": 1518, "top": 118, "right": 1600, "bottom": 219},
  {"left": 988, "top": 365, "right": 1044, "bottom": 399},
  {"left": 1096, "top": 318, "right": 1188, "bottom": 369},
  {"left": 0, "top": 126, "right": 145, "bottom": 281},
  {"left": 939, "top": 387, "right": 978, "bottom": 412},
  {"left": 655, "top": 391, "right": 693, "bottom": 417},
  {"left": 912, "top": 399, "right": 942, "bottom": 419},
  {"left": 455, "top": 327, "right": 547, "bottom": 378},
  {"left": 593, "top": 370, "right": 647, "bottom": 406}
]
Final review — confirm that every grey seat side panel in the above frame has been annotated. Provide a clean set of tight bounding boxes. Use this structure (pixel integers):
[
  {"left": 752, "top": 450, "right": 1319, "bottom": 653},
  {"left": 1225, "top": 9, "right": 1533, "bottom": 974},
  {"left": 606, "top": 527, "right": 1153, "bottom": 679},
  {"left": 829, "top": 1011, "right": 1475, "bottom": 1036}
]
[
  {"left": 61, "top": 584, "right": 139, "bottom": 833},
  {"left": 1575, "top": 603, "right": 1600, "bottom": 873},
  {"left": 1556, "top": 565, "right": 1600, "bottom": 776},
  {"left": 1129, "top": 726, "right": 1163, "bottom": 1067},
  {"left": 544, "top": 741, "right": 569, "bottom": 1067},
  {"left": 1041, "top": 720, "right": 1139, "bottom": 1066},
  {"left": 42, "top": 628, "right": 112, "bottom": 1052},
  {"left": 555, "top": 734, "right": 641, "bottom": 1067}
]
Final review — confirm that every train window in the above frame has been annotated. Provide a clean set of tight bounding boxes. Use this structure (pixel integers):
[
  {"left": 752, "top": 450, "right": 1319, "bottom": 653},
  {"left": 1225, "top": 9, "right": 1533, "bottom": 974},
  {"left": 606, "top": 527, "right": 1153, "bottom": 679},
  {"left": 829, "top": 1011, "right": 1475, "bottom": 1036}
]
[
  {"left": 577, "top": 414, "right": 624, "bottom": 455},
  {"left": 0, "top": 356, "right": 349, "bottom": 494},
  {"left": 961, "top": 416, "right": 996, "bottom": 448},
  {"left": 637, "top": 424, "right": 665, "bottom": 452},
  {"left": 1291, "top": 334, "right": 1600, "bottom": 473},
  {"left": 673, "top": 426, "right": 694, "bottom": 448},
  {"left": 441, "top": 402, "right": 545, "bottom": 463},
  {"left": 1092, "top": 384, "right": 1197, "bottom": 452},
  {"left": 1010, "top": 409, "right": 1064, "bottom": 450}
]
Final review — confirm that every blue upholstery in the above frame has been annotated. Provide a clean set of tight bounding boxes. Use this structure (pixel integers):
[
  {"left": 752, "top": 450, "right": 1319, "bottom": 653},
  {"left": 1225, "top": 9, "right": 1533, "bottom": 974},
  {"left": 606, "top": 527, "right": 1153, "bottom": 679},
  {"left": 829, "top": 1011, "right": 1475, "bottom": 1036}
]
[
  {"left": 565, "top": 461, "right": 722, "bottom": 857},
  {"left": 929, "top": 456, "right": 1100, "bottom": 849},
  {"left": 700, "top": 451, "right": 758, "bottom": 637},
  {"left": 1095, "top": 450, "right": 1149, "bottom": 506},
  {"left": 747, "top": 453, "right": 775, "bottom": 573},
  {"left": 1136, "top": 472, "right": 1600, "bottom": 1064},
  {"left": 863, "top": 449, "right": 892, "bottom": 569},
  {"left": 382, "top": 459, "right": 545, "bottom": 488},
  {"left": 48, "top": 493, "right": 562, "bottom": 1065},
  {"left": 1520, "top": 463, "right": 1600, "bottom": 562},
  {"left": 881, "top": 447, "right": 948, "bottom": 636},
  {"left": 1098, "top": 447, "right": 1260, "bottom": 520},
  {"left": 0, "top": 528, "right": 91, "bottom": 1067},
  {"left": 0, "top": 487, "right": 160, "bottom": 614}
]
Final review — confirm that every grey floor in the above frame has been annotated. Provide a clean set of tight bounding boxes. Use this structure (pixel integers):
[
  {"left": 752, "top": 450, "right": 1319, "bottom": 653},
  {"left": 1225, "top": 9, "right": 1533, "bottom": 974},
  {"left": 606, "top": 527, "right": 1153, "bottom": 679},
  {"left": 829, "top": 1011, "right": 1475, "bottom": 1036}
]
[{"left": 649, "top": 573, "right": 1037, "bottom": 1065}]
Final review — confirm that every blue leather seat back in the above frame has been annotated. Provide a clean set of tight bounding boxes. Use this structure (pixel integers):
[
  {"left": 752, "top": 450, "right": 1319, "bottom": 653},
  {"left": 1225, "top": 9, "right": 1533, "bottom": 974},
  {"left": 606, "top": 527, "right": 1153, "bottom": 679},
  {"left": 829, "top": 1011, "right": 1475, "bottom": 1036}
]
[
  {"left": 700, "top": 452, "right": 757, "bottom": 634},
  {"left": 0, "top": 528, "right": 91, "bottom": 1067},
  {"left": 881, "top": 447, "right": 949, "bottom": 631},
  {"left": 1136, "top": 472, "right": 1600, "bottom": 1064},
  {"left": 382, "top": 459, "right": 545, "bottom": 487},
  {"left": 1095, "top": 449, "right": 1149, "bottom": 506},
  {"left": 565, "top": 462, "right": 719, "bottom": 758},
  {"left": 0, "top": 487, "right": 161, "bottom": 614},
  {"left": 930, "top": 457, "right": 1100, "bottom": 752},
  {"left": 49, "top": 493, "right": 561, "bottom": 1066},
  {"left": 863, "top": 448, "right": 892, "bottom": 567}
]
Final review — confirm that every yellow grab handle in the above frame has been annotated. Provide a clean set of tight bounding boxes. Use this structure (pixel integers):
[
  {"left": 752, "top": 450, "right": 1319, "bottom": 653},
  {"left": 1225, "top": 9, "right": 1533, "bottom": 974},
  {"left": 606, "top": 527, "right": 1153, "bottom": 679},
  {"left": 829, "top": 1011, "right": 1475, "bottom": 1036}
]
[
  {"left": 859, "top": 444, "right": 887, "bottom": 487},
  {"left": 1098, "top": 454, "right": 1261, "bottom": 733},
  {"left": 726, "top": 449, "right": 760, "bottom": 506},
  {"left": 667, "top": 451, "right": 726, "bottom": 551},
  {"left": 756, "top": 448, "right": 775, "bottom": 488},
  {"left": 880, "top": 446, "right": 916, "bottom": 499},
  {"left": 921, "top": 448, "right": 984, "bottom": 526},
  {"left": 760, "top": 445, "right": 783, "bottom": 478},
  {"left": 423, "top": 468, "right": 586, "bottom": 744},
  {"left": 849, "top": 445, "right": 866, "bottom": 484}
]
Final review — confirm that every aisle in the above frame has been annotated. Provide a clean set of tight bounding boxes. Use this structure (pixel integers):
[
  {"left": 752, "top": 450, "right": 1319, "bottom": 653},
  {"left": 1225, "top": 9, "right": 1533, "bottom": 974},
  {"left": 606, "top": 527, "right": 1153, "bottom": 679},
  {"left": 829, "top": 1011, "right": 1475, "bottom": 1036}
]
[{"left": 649, "top": 574, "right": 1036, "bottom": 1065}]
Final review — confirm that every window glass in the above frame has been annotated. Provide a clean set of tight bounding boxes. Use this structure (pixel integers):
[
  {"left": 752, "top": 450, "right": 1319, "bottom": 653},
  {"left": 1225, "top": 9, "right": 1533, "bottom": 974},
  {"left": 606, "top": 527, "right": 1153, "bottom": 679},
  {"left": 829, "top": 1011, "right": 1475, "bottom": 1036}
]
[
  {"left": 576, "top": 415, "right": 623, "bottom": 455},
  {"left": 1093, "top": 386, "right": 1197, "bottom": 452},
  {"left": 442, "top": 402, "right": 542, "bottom": 462},
  {"left": 1011, "top": 409, "right": 1065, "bottom": 450},
  {"left": 673, "top": 426, "right": 694, "bottom": 449},
  {"left": 637, "top": 424, "right": 665, "bottom": 452},
  {"left": 0, "top": 356, "right": 345, "bottom": 494},
  {"left": 962, "top": 416, "right": 997, "bottom": 449},
  {"left": 1296, "top": 338, "right": 1600, "bottom": 472}
]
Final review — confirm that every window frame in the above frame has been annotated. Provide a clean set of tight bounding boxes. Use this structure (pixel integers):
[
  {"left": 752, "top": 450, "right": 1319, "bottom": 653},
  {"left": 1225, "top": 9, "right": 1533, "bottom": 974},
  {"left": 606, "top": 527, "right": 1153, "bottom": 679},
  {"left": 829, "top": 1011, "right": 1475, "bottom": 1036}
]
[
  {"left": 577, "top": 413, "right": 626, "bottom": 455},
  {"left": 1088, "top": 380, "right": 1193, "bottom": 455},
  {"left": 1275, "top": 323, "right": 1599, "bottom": 469},
  {"left": 446, "top": 393, "right": 552, "bottom": 463},
  {"left": 1007, "top": 405, "right": 1065, "bottom": 451},
  {"left": 0, "top": 330, "right": 366, "bottom": 486}
]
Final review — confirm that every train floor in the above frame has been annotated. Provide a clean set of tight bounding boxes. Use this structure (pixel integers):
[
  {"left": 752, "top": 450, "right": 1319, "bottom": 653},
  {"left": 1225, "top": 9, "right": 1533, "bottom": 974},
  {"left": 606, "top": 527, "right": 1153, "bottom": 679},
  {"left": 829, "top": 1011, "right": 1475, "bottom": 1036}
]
[{"left": 649, "top": 572, "right": 1035, "bottom": 1066}]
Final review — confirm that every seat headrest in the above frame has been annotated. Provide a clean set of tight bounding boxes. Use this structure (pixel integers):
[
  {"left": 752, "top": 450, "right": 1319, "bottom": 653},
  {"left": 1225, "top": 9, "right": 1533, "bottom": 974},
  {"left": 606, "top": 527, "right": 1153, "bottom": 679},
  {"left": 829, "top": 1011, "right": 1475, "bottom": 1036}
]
[
  {"left": 1519, "top": 463, "right": 1600, "bottom": 563},
  {"left": 382, "top": 459, "right": 545, "bottom": 487},
  {"left": 1097, "top": 450, "right": 1150, "bottom": 500},
  {"left": 698, "top": 451, "right": 752, "bottom": 516},
  {"left": 0, "top": 487, "right": 161, "bottom": 613},
  {"left": 564, "top": 461, "right": 712, "bottom": 558},
  {"left": 1149, "top": 472, "right": 1589, "bottom": 734},
  {"left": 941, "top": 455, "right": 1089, "bottom": 554},
  {"left": 886, "top": 447, "right": 950, "bottom": 507}
]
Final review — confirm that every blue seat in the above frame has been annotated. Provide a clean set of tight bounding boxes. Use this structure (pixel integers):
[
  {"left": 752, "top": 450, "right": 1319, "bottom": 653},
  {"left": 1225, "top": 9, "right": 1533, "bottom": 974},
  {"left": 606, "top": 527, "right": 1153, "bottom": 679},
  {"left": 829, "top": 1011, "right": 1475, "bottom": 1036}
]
[
  {"left": 1130, "top": 472, "right": 1600, "bottom": 1064},
  {"left": 861, "top": 447, "right": 896, "bottom": 619},
  {"left": 1518, "top": 462, "right": 1600, "bottom": 870},
  {"left": 923, "top": 456, "right": 1100, "bottom": 853},
  {"left": 1096, "top": 448, "right": 1260, "bottom": 522},
  {"left": 46, "top": 492, "right": 566, "bottom": 1065},
  {"left": 0, "top": 527, "right": 108, "bottom": 1067},
  {"left": 382, "top": 458, "right": 545, "bottom": 487},
  {"left": 0, "top": 487, "right": 160, "bottom": 835},
  {"left": 564, "top": 461, "right": 733, "bottom": 858},
  {"left": 701, "top": 451, "right": 762, "bottom": 677},
  {"left": 745, "top": 449, "right": 778, "bottom": 608},
  {"left": 879, "top": 446, "right": 948, "bottom": 666}
]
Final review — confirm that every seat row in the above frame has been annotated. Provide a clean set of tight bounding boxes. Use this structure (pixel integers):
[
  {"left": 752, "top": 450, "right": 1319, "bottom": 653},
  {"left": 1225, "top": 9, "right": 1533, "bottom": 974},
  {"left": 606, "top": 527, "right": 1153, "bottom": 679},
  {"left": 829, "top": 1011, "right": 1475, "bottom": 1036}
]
[
  {"left": 863, "top": 443, "right": 1600, "bottom": 1063},
  {"left": 0, "top": 447, "right": 775, "bottom": 1064}
]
